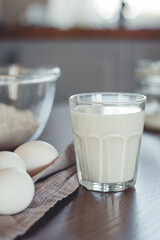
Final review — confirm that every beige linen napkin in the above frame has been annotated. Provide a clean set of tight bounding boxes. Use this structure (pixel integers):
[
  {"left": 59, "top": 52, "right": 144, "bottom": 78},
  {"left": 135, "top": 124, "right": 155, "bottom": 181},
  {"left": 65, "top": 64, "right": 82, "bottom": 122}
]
[{"left": 0, "top": 143, "right": 79, "bottom": 240}]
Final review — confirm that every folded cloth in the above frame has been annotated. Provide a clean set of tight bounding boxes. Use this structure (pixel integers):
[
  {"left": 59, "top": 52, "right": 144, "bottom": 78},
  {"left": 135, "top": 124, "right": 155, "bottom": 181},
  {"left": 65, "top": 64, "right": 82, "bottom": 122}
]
[{"left": 0, "top": 143, "right": 79, "bottom": 240}]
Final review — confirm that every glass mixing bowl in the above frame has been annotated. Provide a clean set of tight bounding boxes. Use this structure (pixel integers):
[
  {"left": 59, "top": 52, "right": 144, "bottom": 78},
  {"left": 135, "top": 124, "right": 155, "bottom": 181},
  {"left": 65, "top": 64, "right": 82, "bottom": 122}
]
[{"left": 0, "top": 65, "right": 61, "bottom": 150}]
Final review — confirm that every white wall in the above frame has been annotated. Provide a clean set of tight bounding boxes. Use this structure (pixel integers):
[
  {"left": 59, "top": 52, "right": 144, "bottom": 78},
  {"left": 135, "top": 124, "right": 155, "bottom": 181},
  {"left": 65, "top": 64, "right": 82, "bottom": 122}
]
[{"left": 0, "top": 40, "right": 160, "bottom": 102}]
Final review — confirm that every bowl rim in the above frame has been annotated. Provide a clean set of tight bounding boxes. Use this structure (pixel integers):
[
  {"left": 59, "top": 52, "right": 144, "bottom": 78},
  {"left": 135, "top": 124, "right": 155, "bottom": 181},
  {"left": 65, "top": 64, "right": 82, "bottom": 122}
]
[{"left": 0, "top": 65, "right": 61, "bottom": 85}]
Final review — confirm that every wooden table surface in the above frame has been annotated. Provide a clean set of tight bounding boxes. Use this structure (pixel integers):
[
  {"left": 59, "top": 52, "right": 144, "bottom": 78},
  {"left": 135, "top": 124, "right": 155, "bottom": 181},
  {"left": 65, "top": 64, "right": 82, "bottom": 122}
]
[{"left": 17, "top": 102, "right": 160, "bottom": 240}]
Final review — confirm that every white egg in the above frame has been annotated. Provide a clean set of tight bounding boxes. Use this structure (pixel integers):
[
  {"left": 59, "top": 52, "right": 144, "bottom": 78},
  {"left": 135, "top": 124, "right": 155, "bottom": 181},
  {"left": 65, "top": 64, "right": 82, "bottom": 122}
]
[
  {"left": 0, "top": 151, "right": 26, "bottom": 171},
  {"left": 0, "top": 168, "right": 35, "bottom": 215},
  {"left": 14, "top": 141, "right": 59, "bottom": 176}
]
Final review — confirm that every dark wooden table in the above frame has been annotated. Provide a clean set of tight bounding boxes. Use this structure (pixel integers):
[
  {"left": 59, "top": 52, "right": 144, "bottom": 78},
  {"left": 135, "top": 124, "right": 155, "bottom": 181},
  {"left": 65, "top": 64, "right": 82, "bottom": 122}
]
[{"left": 17, "top": 102, "right": 160, "bottom": 240}]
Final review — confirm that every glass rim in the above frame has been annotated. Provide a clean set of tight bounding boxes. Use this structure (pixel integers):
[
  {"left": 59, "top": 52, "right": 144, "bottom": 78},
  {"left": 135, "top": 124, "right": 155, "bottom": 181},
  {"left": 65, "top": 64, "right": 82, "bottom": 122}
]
[
  {"left": 69, "top": 92, "right": 147, "bottom": 105},
  {"left": 0, "top": 65, "right": 61, "bottom": 85}
]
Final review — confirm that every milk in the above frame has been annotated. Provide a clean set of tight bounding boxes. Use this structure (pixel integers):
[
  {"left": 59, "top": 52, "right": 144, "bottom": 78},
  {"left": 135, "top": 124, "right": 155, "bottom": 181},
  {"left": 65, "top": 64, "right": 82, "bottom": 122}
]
[{"left": 71, "top": 105, "right": 144, "bottom": 184}]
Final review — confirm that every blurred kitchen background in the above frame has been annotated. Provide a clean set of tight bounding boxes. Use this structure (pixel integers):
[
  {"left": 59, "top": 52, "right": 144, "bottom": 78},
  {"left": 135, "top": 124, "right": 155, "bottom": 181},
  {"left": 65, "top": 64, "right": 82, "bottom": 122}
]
[{"left": 0, "top": 0, "right": 160, "bottom": 103}]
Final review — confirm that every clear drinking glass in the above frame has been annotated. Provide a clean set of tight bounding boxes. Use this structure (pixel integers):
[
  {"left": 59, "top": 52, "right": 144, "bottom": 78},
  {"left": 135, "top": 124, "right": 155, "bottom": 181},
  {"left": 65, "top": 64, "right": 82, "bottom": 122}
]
[{"left": 69, "top": 92, "right": 146, "bottom": 192}]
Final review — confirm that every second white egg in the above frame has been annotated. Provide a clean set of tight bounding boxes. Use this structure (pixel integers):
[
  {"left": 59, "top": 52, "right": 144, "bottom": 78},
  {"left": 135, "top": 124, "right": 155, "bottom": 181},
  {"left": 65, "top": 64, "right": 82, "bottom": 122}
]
[{"left": 14, "top": 141, "right": 59, "bottom": 176}]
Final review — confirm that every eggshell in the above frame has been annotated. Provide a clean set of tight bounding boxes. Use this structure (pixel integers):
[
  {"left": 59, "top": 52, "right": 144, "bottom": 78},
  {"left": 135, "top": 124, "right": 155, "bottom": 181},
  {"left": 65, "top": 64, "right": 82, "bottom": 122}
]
[
  {"left": 0, "top": 151, "right": 26, "bottom": 171},
  {"left": 0, "top": 168, "right": 35, "bottom": 215},
  {"left": 14, "top": 141, "right": 59, "bottom": 176}
]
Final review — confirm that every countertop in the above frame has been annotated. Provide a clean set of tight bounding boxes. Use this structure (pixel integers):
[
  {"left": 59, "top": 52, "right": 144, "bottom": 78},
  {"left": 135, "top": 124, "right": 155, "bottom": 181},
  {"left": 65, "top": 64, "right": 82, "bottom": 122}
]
[{"left": 16, "top": 102, "right": 160, "bottom": 240}]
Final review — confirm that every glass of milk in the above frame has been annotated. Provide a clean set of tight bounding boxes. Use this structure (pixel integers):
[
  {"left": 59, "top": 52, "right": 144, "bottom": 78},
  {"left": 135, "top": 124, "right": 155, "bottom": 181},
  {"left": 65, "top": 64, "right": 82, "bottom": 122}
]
[{"left": 69, "top": 92, "right": 146, "bottom": 192}]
